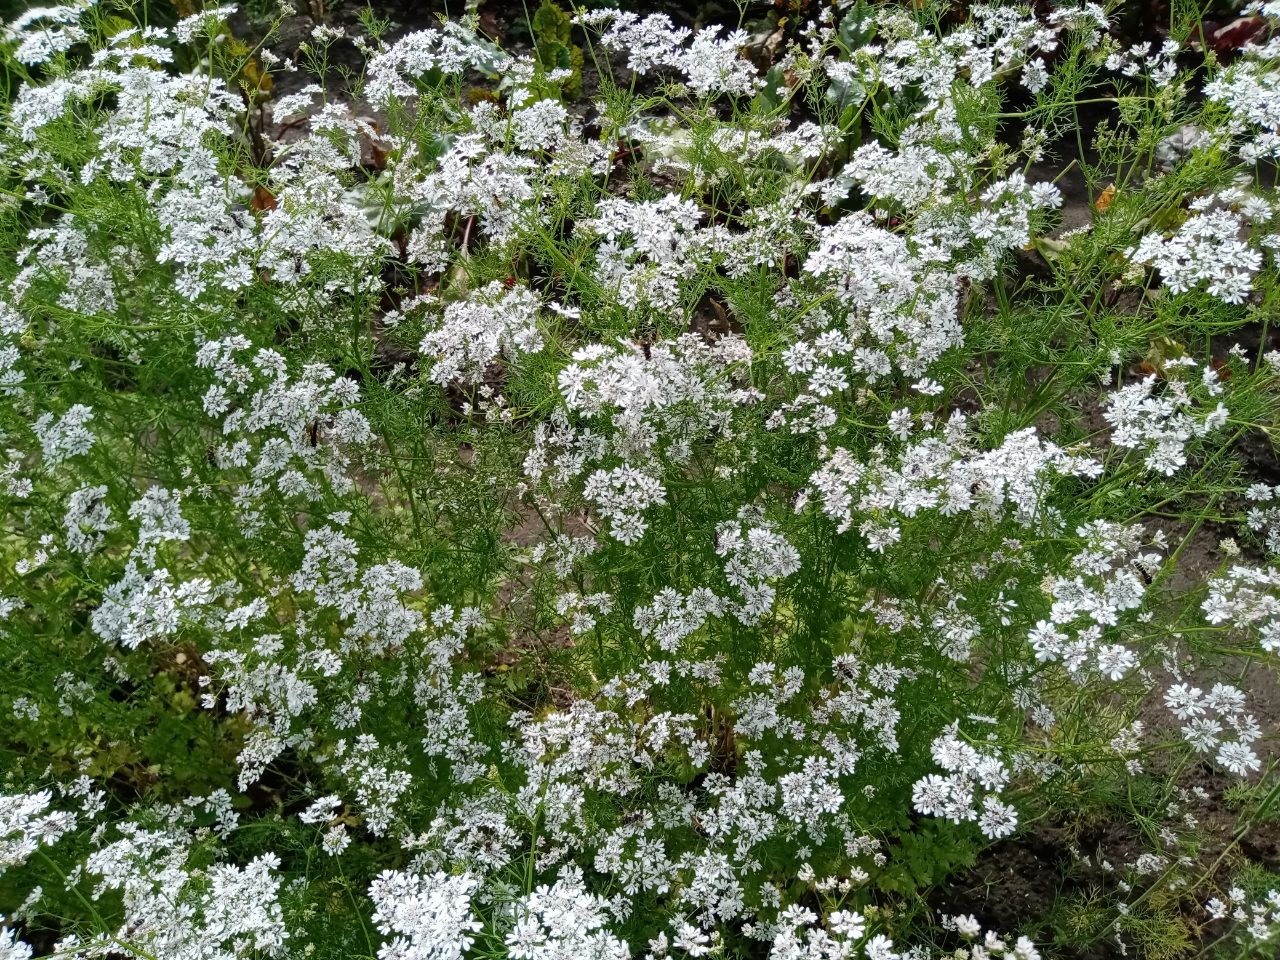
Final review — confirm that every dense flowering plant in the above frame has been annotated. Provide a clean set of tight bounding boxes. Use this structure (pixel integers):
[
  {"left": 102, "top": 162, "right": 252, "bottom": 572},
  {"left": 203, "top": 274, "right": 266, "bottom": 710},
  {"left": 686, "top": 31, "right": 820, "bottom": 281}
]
[{"left": 3, "top": 1, "right": 1280, "bottom": 958}]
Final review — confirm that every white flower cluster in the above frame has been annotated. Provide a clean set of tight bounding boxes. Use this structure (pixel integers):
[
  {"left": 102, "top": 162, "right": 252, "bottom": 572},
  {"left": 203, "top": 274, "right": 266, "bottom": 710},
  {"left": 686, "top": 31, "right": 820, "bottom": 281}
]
[
  {"left": 364, "top": 23, "right": 511, "bottom": 107},
  {"left": 13, "top": 223, "right": 118, "bottom": 314},
  {"left": 81, "top": 829, "right": 287, "bottom": 960},
  {"left": 290, "top": 524, "right": 428, "bottom": 656},
  {"left": 788, "top": 171, "right": 1060, "bottom": 418},
  {"left": 800, "top": 417, "right": 1099, "bottom": 548},
  {"left": 629, "top": 513, "right": 799, "bottom": 650},
  {"left": 32, "top": 403, "right": 95, "bottom": 469},
  {"left": 582, "top": 465, "right": 668, "bottom": 545},
  {"left": 557, "top": 333, "right": 757, "bottom": 462},
  {"left": 89, "top": 488, "right": 220, "bottom": 649},
  {"left": 1205, "top": 38, "right": 1280, "bottom": 161},
  {"left": 579, "top": 195, "right": 705, "bottom": 311},
  {"left": 195, "top": 523, "right": 489, "bottom": 792},
  {"left": 91, "top": 564, "right": 217, "bottom": 650},
  {"left": 63, "top": 484, "right": 116, "bottom": 556},
  {"left": 1163, "top": 681, "right": 1262, "bottom": 776},
  {"left": 1131, "top": 208, "right": 1263, "bottom": 303},
  {"left": 329, "top": 735, "right": 414, "bottom": 837},
  {"left": 173, "top": 6, "right": 239, "bottom": 44},
  {"left": 1103, "top": 364, "right": 1229, "bottom": 475},
  {"left": 1104, "top": 39, "right": 1180, "bottom": 87},
  {"left": 204, "top": 634, "right": 319, "bottom": 790},
  {"left": 368, "top": 869, "right": 482, "bottom": 960},
  {"left": 391, "top": 126, "right": 560, "bottom": 267},
  {"left": 0, "top": 300, "right": 25, "bottom": 398},
  {"left": 505, "top": 870, "right": 630, "bottom": 960},
  {"left": 1027, "top": 522, "right": 1160, "bottom": 684},
  {"left": 911, "top": 729, "right": 1018, "bottom": 840},
  {"left": 10, "top": 35, "right": 239, "bottom": 169},
  {"left": 715, "top": 513, "right": 802, "bottom": 625},
  {"left": 577, "top": 11, "right": 761, "bottom": 97},
  {"left": 633, "top": 587, "right": 726, "bottom": 652},
  {"left": 0, "top": 790, "right": 75, "bottom": 874},
  {"left": 764, "top": 904, "right": 867, "bottom": 960},
  {"left": 512, "top": 98, "right": 570, "bottom": 152},
  {"left": 1, "top": 925, "right": 33, "bottom": 960},
  {"left": 1203, "top": 564, "right": 1280, "bottom": 654},
  {"left": 4, "top": 4, "right": 89, "bottom": 65},
  {"left": 844, "top": 141, "right": 960, "bottom": 213},
  {"left": 937, "top": 916, "right": 1042, "bottom": 960},
  {"left": 1206, "top": 885, "right": 1280, "bottom": 943},
  {"left": 801, "top": 212, "right": 961, "bottom": 380},
  {"left": 872, "top": 6, "right": 1057, "bottom": 107},
  {"left": 526, "top": 334, "right": 760, "bottom": 544},
  {"left": 196, "top": 336, "right": 373, "bottom": 518},
  {"left": 556, "top": 589, "right": 615, "bottom": 636},
  {"left": 418, "top": 281, "right": 545, "bottom": 385},
  {"left": 1047, "top": 2, "right": 1111, "bottom": 38},
  {"left": 1243, "top": 482, "right": 1280, "bottom": 554}
]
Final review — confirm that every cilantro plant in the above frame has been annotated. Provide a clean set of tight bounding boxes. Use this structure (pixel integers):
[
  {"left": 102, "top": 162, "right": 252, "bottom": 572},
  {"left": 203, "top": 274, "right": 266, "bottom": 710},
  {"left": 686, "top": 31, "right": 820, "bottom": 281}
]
[{"left": 2, "top": 2, "right": 1280, "bottom": 959}]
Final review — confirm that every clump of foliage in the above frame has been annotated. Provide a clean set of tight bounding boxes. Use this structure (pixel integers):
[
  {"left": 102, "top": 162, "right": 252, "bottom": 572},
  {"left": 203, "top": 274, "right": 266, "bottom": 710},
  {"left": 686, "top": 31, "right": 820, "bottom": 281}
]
[
  {"left": 531, "top": 0, "right": 584, "bottom": 99},
  {"left": 2, "top": 2, "right": 1280, "bottom": 960}
]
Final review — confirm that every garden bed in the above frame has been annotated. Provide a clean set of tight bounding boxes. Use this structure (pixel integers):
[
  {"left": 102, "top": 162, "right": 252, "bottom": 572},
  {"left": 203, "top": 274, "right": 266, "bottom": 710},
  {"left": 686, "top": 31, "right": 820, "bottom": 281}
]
[{"left": 3, "top": 3, "right": 1280, "bottom": 960}]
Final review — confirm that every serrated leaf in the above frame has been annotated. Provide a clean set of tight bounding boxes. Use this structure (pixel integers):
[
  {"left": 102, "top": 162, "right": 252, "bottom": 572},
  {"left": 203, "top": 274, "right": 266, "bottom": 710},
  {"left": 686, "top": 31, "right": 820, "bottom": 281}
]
[
  {"left": 827, "top": 75, "right": 867, "bottom": 114},
  {"left": 755, "top": 65, "right": 789, "bottom": 114},
  {"left": 838, "top": 0, "right": 877, "bottom": 50}
]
